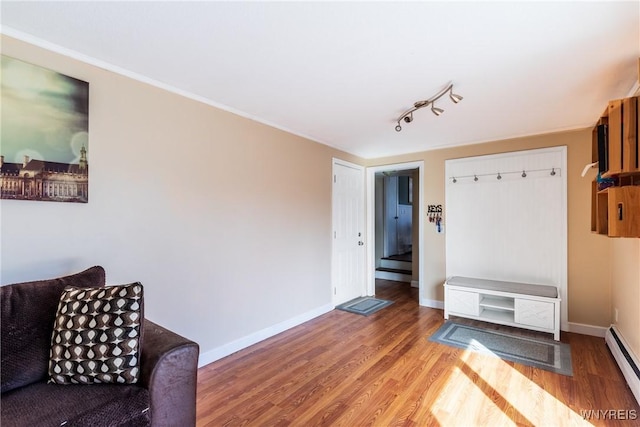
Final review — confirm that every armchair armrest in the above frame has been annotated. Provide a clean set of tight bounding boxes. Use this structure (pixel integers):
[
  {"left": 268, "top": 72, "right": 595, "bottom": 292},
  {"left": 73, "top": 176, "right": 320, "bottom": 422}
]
[{"left": 140, "top": 320, "right": 199, "bottom": 427}]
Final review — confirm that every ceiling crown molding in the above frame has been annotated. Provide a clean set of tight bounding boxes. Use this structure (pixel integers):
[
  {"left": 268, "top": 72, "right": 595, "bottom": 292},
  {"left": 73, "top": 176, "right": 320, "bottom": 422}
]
[{"left": 0, "top": 26, "right": 331, "bottom": 151}]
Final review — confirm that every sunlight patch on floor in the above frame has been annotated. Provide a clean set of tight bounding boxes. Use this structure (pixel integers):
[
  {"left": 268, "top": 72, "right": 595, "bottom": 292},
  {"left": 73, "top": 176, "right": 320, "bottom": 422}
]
[
  {"left": 431, "top": 342, "right": 591, "bottom": 426},
  {"left": 432, "top": 363, "right": 516, "bottom": 426}
]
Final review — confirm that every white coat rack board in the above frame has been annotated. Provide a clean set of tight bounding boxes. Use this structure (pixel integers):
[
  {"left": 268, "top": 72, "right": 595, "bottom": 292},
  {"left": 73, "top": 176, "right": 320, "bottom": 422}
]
[{"left": 444, "top": 146, "right": 568, "bottom": 330}]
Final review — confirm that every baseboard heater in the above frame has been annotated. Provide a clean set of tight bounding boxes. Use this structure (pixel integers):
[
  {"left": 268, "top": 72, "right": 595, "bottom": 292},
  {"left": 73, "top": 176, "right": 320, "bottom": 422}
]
[{"left": 605, "top": 326, "right": 640, "bottom": 405}]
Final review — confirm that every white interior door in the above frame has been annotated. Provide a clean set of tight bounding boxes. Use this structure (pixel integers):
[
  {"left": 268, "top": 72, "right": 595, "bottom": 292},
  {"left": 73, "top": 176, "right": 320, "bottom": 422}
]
[{"left": 332, "top": 159, "right": 365, "bottom": 305}]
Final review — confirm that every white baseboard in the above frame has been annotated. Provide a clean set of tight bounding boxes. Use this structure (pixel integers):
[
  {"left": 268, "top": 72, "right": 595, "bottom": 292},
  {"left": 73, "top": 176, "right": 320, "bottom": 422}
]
[
  {"left": 411, "top": 280, "right": 419, "bottom": 288},
  {"left": 198, "top": 303, "right": 333, "bottom": 368},
  {"left": 605, "top": 325, "right": 640, "bottom": 406},
  {"left": 420, "top": 298, "right": 444, "bottom": 310},
  {"left": 566, "top": 322, "right": 607, "bottom": 338}
]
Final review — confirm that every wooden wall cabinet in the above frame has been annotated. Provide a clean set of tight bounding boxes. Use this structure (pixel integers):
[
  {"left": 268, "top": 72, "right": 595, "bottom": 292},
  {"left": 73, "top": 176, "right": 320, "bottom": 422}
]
[
  {"left": 592, "top": 186, "right": 640, "bottom": 237},
  {"left": 590, "top": 96, "right": 640, "bottom": 238}
]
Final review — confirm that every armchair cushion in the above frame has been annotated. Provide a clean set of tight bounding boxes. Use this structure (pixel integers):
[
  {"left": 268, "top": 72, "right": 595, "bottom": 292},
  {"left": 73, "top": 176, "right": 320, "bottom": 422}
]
[
  {"left": 1, "top": 266, "right": 105, "bottom": 393},
  {"left": 0, "top": 382, "right": 150, "bottom": 427},
  {"left": 48, "top": 283, "right": 144, "bottom": 385}
]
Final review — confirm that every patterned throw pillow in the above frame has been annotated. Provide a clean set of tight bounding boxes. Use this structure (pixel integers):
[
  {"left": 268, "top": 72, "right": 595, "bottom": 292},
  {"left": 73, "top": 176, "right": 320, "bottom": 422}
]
[{"left": 48, "top": 283, "right": 143, "bottom": 385}]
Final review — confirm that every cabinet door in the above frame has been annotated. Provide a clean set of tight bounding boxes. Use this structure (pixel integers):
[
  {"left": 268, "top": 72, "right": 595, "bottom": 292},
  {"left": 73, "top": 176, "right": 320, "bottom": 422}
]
[
  {"left": 607, "top": 186, "right": 640, "bottom": 237},
  {"left": 515, "top": 299, "right": 554, "bottom": 330},
  {"left": 622, "top": 96, "right": 638, "bottom": 172},
  {"left": 447, "top": 289, "right": 480, "bottom": 316},
  {"left": 607, "top": 97, "right": 638, "bottom": 175}
]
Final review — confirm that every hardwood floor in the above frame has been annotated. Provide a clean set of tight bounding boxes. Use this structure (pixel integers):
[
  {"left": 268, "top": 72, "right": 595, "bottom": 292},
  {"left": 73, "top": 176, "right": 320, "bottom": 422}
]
[{"left": 196, "top": 280, "right": 639, "bottom": 426}]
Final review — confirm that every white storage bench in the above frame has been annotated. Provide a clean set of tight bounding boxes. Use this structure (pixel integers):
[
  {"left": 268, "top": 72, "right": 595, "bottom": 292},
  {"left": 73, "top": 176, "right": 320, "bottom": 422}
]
[{"left": 444, "top": 276, "right": 561, "bottom": 340}]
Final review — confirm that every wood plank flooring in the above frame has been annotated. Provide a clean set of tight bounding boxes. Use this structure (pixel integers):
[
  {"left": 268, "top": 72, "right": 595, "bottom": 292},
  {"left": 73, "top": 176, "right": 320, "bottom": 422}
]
[{"left": 196, "top": 280, "right": 640, "bottom": 426}]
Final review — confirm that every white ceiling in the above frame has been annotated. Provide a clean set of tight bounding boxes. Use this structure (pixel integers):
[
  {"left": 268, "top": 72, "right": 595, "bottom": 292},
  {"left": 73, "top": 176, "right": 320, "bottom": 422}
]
[{"left": 1, "top": 1, "right": 639, "bottom": 159}]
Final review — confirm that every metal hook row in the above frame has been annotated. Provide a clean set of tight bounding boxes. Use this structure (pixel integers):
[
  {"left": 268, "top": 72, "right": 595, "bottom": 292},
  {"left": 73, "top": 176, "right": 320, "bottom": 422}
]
[{"left": 450, "top": 168, "right": 559, "bottom": 183}]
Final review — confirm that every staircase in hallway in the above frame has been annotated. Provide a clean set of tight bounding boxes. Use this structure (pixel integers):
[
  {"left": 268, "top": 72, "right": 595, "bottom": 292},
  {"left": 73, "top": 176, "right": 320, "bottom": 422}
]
[{"left": 376, "top": 252, "right": 412, "bottom": 282}]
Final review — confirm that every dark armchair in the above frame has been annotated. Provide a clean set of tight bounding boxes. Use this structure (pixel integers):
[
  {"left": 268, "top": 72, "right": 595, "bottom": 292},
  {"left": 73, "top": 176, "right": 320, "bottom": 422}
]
[{"left": 1, "top": 266, "right": 199, "bottom": 427}]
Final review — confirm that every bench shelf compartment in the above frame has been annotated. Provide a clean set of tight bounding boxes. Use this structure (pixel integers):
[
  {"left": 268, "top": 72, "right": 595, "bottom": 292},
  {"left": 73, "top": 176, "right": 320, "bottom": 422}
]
[{"left": 444, "top": 277, "right": 560, "bottom": 340}]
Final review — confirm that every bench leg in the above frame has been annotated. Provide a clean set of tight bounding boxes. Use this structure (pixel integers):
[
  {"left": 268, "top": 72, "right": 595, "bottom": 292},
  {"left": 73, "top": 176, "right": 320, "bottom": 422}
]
[{"left": 554, "top": 300, "right": 561, "bottom": 340}]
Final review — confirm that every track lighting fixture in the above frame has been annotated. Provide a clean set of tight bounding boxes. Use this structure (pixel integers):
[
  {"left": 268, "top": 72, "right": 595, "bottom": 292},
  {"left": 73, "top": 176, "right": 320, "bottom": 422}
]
[{"left": 394, "top": 83, "right": 463, "bottom": 132}]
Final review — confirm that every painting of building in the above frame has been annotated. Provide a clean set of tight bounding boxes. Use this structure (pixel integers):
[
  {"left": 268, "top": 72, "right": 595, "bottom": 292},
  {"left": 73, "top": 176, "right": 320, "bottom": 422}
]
[{"left": 0, "top": 55, "right": 89, "bottom": 203}]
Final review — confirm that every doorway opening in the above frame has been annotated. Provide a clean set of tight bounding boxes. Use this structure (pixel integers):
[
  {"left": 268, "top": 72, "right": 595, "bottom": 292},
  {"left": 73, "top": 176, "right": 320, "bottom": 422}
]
[
  {"left": 375, "top": 171, "right": 414, "bottom": 284},
  {"left": 366, "top": 161, "right": 424, "bottom": 303}
]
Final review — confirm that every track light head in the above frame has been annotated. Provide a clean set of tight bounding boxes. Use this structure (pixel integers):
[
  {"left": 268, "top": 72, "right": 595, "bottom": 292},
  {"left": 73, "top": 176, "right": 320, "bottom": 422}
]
[
  {"left": 395, "top": 124, "right": 402, "bottom": 132},
  {"left": 449, "top": 91, "right": 463, "bottom": 104},
  {"left": 431, "top": 105, "right": 444, "bottom": 116},
  {"left": 403, "top": 113, "right": 413, "bottom": 123}
]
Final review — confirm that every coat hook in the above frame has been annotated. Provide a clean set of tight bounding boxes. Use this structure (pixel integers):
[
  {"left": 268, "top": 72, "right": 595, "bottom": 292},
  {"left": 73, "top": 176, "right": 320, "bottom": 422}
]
[
  {"left": 474, "top": 175, "right": 478, "bottom": 182},
  {"left": 550, "top": 168, "right": 556, "bottom": 176},
  {"left": 522, "top": 170, "right": 527, "bottom": 178},
  {"left": 497, "top": 172, "right": 502, "bottom": 180},
  {"left": 452, "top": 177, "right": 457, "bottom": 183}
]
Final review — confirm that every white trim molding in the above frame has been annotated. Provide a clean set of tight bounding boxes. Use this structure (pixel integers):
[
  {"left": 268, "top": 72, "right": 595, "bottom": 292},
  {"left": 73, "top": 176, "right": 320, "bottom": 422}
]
[
  {"left": 421, "top": 299, "right": 444, "bottom": 310},
  {"left": 198, "top": 303, "right": 333, "bottom": 368},
  {"left": 606, "top": 325, "right": 640, "bottom": 405},
  {"left": 566, "top": 322, "right": 607, "bottom": 338},
  {"left": 1, "top": 26, "right": 332, "bottom": 151}
]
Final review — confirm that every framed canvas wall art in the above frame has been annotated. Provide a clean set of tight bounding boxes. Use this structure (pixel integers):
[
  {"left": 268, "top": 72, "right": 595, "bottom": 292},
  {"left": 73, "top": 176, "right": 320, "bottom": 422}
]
[{"left": 0, "top": 55, "right": 89, "bottom": 203}]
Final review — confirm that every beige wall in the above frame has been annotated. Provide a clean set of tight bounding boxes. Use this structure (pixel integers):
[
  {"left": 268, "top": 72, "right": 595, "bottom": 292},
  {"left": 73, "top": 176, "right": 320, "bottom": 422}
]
[
  {"left": 0, "top": 35, "right": 362, "bottom": 364},
  {"left": 2, "top": 34, "right": 638, "bottom": 364},
  {"left": 368, "top": 129, "right": 616, "bottom": 328},
  {"left": 611, "top": 239, "right": 640, "bottom": 357}
]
